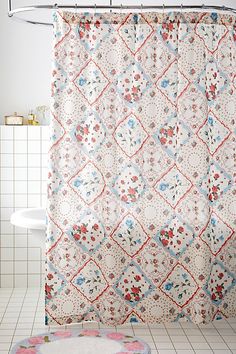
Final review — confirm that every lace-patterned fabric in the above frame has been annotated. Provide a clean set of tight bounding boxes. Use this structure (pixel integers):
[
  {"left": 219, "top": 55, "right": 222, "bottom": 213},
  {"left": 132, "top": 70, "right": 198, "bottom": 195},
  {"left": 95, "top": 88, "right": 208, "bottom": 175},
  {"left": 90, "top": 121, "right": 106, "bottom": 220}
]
[{"left": 46, "top": 10, "right": 236, "bottom": 325}]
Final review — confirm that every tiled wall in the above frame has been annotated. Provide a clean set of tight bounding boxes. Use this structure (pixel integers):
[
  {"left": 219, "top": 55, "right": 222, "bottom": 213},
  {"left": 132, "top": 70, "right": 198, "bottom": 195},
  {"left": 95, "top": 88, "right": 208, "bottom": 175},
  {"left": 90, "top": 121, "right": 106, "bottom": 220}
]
[{"left": 0, "top": 126, "right": 49, "bottom": 288}]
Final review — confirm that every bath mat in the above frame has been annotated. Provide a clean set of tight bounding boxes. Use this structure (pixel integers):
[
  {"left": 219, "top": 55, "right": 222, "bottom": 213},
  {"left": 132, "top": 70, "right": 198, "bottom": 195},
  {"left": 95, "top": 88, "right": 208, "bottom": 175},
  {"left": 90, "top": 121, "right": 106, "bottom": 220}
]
[{"left": 11, "top": 329, "right": 151, "bottom": 354}]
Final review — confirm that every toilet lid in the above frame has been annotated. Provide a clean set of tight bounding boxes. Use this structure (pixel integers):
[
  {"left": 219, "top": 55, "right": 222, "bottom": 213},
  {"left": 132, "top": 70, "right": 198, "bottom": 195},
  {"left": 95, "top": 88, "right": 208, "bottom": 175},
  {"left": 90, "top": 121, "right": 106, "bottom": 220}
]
[{"left": 11, "top": 329, "right": 151, "bottom": 354}]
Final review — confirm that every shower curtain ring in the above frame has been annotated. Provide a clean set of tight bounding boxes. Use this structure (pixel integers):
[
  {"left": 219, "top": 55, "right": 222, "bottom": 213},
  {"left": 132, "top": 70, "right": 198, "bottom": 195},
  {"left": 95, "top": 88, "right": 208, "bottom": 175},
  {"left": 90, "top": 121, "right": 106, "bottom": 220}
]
[
  {"left": 94, "top": 3, "right": 97, "bottom": 14},
  {"left": 120, "top": 4, "right": 123, "bottom": 13},
  {"left": 54, "top": 3, "right": 58, "bottom": 9},
  {"left": 162, "top": 3, "right": 165, "bottom": 19},
  {"left": 181, "top": 3, "right": 183, "bottom": 13},
  {"left": 141, "top": 3, "right": 143, "bottom": 13}
]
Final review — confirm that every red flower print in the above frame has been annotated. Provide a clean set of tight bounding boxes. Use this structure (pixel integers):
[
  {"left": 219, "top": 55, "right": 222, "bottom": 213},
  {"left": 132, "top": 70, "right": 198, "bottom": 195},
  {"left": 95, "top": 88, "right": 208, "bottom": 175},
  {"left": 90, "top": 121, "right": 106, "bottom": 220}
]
[
  {"left": 131, "top": 286, "right": 140, "bottom": 294},
  {"left": 178, "top": 226, "right": 184, "bottom": 233},
  {"left": 214, "top": 173, "right": 219, "bottom": 179},
  {"left": 209, "top": 194, "right": 213, "bottom": 201},
  {"left": 212, "top": 186, "right": 218, "bottom": 193},
  {"left": 216, "top": 285, "right": 223, "bottom": 293},
  {"left": 91, "top": 236, "right": 95, "bottom": 242},
  {"left": 79, "top": 31, "right": 84, "bottom": 38},
  {"left": 83, "top": 127, "right": 89, "bottom": 135},
  {"left": 121, "top": 195, "right": 128, "bottom": 202},
  {"left": 167, "top": 129, "right": 173, "bottom": 137},
  {"left": 80, "top": 224, "right": 88, "bottom": 234},
  {"left": 45, "top": 284, "right": 53, "bottom": 299},
  {"left": 128, "top": 188, "right": 136, "bottom": 195},
  {"left": 124, "top": 93, "right": 132, "bottom": 101},
  {"left": 134, "top": 74, "right": 140, "bottom": 80},
  {"left": 160, "top": 137, "right": 167, "bottom": 145},
  {"left": 210, "top": 84, "right": 216, "bottom": 92},
  {"left": 162, "top": 239, "right": 169, "bottom": 246},
  {"left": 160, "top": 229, "right": 165, "bottom": 236},
  {"left": 135, "top": 275, "right": 141, "bottom": 281},
  {"left": 135, "top": 296, "right": 140, "bottom": 301},
  {"left": 73, "top": 225, "right": 78, "bottom": 230},
  {"left": 218, "top": 273, "right": 224, "bottom": 279},
  {"left": 131, "top": 176, "right": 138, "bottom": 182},
  {"left": 95, "top": 20, "right": 100, "bottom": 28},
  {"left": 168, "top": 23, "right": 174, "bottom": 31},
  {"left": 74, "top": 233, "right": 80, "bottom": 241},
  {"left": 162, "top": 32, "right": 168, "bottom": 41},
  {"left": 94, "top": 124, "right": 100, "bottom": 132},
  {"left": 160, "top": 128, "right": 165, "bottom": 134},
  {"left": 211, "top": 293, "right": 216, "bottom": 300},
  {"left": 132, "top": 86, "right": 138, "bottom": 94},
  {"left": 124, "top": 279, "right": 128, "bottom": 283},
  {"left": 76, "top": 134, "right": 83, "bottom": 142},
  {"left": 85, "top": 22, "right": 91, "bottom": 31},
  {"left": 92, "top": 223, "right": 99, "bottom": 231},
  {"left": 168, "top": 230, "right": 174, "bottom": 238},
  {"left": 47, "top": 273, "right": 53, "bottom": 280},
  {"left": 125, "top": 293, "right": 131, "bottom": 301}
]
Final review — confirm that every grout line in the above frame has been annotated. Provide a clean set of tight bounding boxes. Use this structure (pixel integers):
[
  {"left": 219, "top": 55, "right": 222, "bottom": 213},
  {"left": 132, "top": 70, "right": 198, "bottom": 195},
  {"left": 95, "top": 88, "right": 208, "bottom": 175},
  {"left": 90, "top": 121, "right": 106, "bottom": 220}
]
[
  {"left": 0, "top": 127, "right": 2, "bottom": 288},
  {"left": 13, "top": 128, "right": 15, "bottom": 288},
  {"left": 198, "top": 321, "right": 233, "bottom": 353},
  {"left": 26, "top": 126, "right": 29, "bottom": 288},
  {"left": 226, "top": 317, "right": 236, "bottom": 334},
  {"left": 147, "top": 323, "right": 161, "bottom": 353},
  {"left": 179, "top": 322, "right": 197, "bottom": 353},
  {"left": 30, "top": 288, "right": 42, "bottom": 336},
  {"left": 164, "top": 323, "right": 178, "bottom": 354},
  {"left": 0, "top": 289, "right": 14, "bottom": 326},
  {"left": 9, "top": 288, "right": 28, "bottom": 351}
]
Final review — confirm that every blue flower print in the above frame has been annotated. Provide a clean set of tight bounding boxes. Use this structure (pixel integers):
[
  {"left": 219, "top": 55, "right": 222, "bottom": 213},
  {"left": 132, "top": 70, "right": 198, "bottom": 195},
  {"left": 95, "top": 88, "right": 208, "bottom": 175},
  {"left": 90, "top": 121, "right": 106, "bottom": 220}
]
[
  {"left": 51, "top": 134, "right": 57, "bottom": 141},
  {"left": 208, "top": 116, "right": 213, "bottom": 126},
  {"left": 165, "top": 282, "right": 173, "bottom": 291},
  {"left": 159, "top": 183, "right": 169, "bottom": 191},
  {"left": 130, "top": 316, "right": 138, "bottom": 323},
  {"left": 133, "top": 14, "right": 139, "bottom": 24},
  {"left": 128, "top": 119, "right": 135, "bottom": 129},
  {"left": 161, "top": 79, "right": 169, "bottom": 88},
  {"left": 79, "top": 77, "right": 87, "bottom": 86},
  {"left": 211, "top": 12, "right": 218, "bottom": 21},
  {"left": 182, "top": 273, "right": 188, "bottom": 280},
  {"left": 219, "top": 235, "right": 224, "bottom": 242},
  {"left": 211, "top": 218, "right": 217, "bottom": 226},
  {"left": 126, "top": 219, "right": 134, "bottom": 228},
  {"left": 76, "top": 276, "right": 85, "bottom": 285},
  {"left": 74, "top": 178, "right": 82, "bottom": 188}
]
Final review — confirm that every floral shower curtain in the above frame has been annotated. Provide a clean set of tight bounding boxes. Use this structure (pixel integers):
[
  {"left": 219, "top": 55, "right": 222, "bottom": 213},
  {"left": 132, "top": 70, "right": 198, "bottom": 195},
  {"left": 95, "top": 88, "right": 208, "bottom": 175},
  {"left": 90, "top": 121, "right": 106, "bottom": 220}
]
[{"left": 46, "top": 10, "right": 236, "bottom": 325}]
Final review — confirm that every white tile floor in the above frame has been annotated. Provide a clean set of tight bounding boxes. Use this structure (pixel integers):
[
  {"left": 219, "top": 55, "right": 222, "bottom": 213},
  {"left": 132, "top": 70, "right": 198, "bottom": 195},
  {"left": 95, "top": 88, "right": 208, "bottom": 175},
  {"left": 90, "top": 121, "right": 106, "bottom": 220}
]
[{"left": 0, "top": 288, "right": 236, "bottom": 354}]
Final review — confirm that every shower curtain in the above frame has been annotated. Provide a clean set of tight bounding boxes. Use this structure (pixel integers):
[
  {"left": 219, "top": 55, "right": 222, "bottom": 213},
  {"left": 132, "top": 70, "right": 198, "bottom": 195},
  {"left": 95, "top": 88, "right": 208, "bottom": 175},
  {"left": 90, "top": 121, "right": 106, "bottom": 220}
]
[{"left": 46, "top": 10, "right": 236, "bottom": 325}]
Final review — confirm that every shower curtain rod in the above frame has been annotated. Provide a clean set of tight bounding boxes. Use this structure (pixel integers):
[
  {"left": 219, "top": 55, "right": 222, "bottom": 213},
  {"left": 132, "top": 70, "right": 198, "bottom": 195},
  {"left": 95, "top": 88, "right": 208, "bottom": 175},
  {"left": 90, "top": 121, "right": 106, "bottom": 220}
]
[{"left": 8, "top": 1, "right": 236, "bottom": 26}]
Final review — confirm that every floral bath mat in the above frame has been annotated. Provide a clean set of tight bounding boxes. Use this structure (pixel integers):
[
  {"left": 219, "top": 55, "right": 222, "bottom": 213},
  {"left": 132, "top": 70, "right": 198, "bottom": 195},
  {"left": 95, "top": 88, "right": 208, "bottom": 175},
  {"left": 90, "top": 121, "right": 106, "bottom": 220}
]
[{"left": 11, "top": 329, "right": 151, "bottom": 354}]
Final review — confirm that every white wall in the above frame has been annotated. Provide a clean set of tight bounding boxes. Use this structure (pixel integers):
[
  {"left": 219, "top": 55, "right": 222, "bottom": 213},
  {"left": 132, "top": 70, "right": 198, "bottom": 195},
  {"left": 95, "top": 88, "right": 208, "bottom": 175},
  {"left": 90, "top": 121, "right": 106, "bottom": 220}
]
[{"left": 0, "top": 0, "right": 236, "bottom": 120}]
